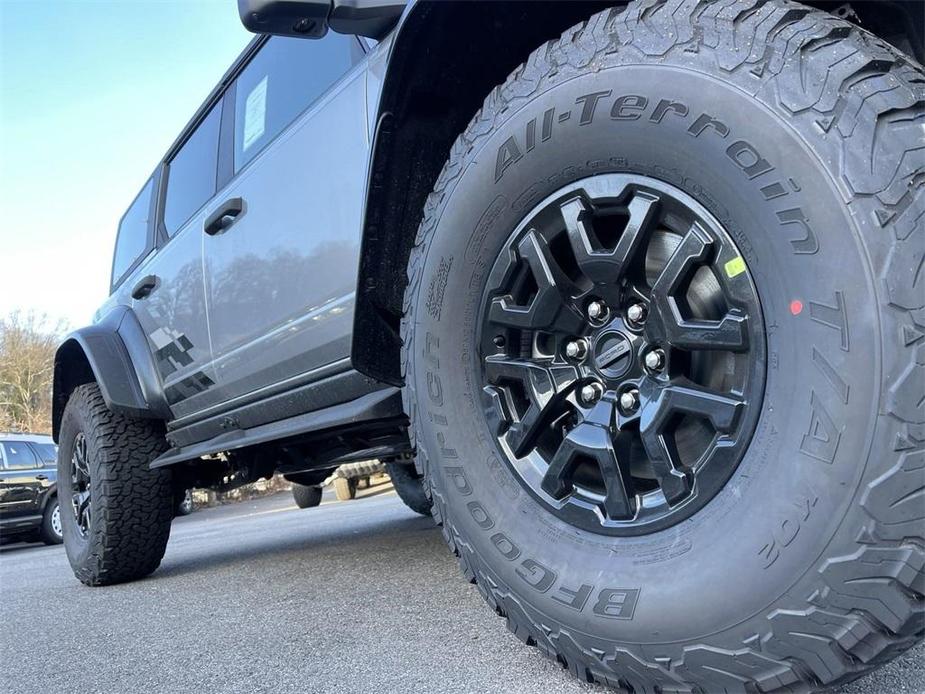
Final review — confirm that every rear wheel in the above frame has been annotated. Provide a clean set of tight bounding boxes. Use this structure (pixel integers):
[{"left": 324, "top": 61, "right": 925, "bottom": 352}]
[
  {"left": 292, "top": 483, "right": 323, "bottom": 509},
  {"left": 58, "top": 383, "right": 173, "bottom": 586},
  {"left": 175, "top": 489, "right": 194, "bottom": 516},
  {"left": 402, "top": 2, "right": 924, "bottom": 691},
  {"left": 39, "top": 497, "right": 63, "bottom": 545}
]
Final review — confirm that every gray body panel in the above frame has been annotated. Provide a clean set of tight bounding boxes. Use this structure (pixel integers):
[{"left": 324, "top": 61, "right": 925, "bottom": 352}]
[
  {"left": 50, "top": 13, "right": 403, "bottom": 453},
  {"left": 204, "top": 60, "right": 369, "bottom": 409},
  {"left": 128, "top": 222, "right": 219, "bottom": 420}
]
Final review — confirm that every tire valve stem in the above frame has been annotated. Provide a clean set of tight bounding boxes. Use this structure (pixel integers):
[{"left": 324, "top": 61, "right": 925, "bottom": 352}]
[{"left": 493, "top": 335, "right": 506, "bottom": 349}]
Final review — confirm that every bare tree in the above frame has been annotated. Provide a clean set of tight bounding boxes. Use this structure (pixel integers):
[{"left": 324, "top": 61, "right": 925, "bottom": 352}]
[{"left": 0, "top": 312, "right": 66, "bottom": 434}]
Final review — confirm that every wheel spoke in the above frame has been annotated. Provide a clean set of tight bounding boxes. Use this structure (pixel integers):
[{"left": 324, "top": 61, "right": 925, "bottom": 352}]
[
  {"left": 665, "top": 313, "right": 749, "bottom": 351},
  {"left": 72, "top": 490, "right": 91, "bottom": 532},
  {"left": 541, "top": 394, "right": 635, "bottom": 520},
  {"left": 639, "top": 380, "right": 744, "bottom": 503},
  {"left": 484, "top": 356, "right": 579, "bottom": 458},
  {"left": 562, "top": 191, "right": 658, "bottom": 285},
  {"left": 648, "top": 222, "right": 749, "bottom": 351},
  {"left": 489, "top": 230, "right": 583, "bottom": 332},
  {"left": 72, "top": 435, "right": 89, "bottom": 477}
]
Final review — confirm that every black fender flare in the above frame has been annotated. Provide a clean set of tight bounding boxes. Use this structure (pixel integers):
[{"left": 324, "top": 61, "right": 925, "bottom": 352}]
[{"left": 52, "top": 306, "right": 170, "bottom": 441}]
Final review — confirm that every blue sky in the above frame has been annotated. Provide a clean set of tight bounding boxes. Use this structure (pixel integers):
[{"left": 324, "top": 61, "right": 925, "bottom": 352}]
[{"left": 0, "top": 0, "right": 253, "bottom": 329}]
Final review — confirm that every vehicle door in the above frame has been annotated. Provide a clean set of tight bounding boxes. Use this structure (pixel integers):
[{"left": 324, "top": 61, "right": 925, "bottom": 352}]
[
  {"left": 28, "top": 441, "right": 57, "bottom": 498},
  {"left": 0, "top": 441, "right": 43, "bottom": 519},
  {"left": 123, "top": 104, "right": 224, "bottom": 420},
  {"left": 203, "top": 34, "right": 369, "bottom": 407}
]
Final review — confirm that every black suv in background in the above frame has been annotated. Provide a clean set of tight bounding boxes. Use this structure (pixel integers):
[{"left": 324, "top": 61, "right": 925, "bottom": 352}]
[{"left": 0, "top": 433, "right": 62, "bottom": 545}]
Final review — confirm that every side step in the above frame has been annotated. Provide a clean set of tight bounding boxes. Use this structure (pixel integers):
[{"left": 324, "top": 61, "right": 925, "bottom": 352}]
[{"left": 151, "top": 387, "right": 404, "bottom": 469}]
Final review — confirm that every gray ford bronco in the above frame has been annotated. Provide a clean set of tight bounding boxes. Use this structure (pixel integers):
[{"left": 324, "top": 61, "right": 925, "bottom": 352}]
[{"left": 52, "top": 1, "right": 924, "bottom": 691}]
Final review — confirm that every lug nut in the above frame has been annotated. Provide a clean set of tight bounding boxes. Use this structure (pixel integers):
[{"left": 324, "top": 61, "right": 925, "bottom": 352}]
[
  {"left": 587, "top": 300, "right": 609, "bottom": 323},
  {"left": 644, "top": 348, "right": 665, "bottom": 372},
  {"left": 619, "top": 388, "right": 640, "bottom": 413},
  {"left": 626, "top": 302, "right": 648, "bottom": 326},
  {"left": 580, "top": 382, "right": 604, "bottom": 406},
  {"left": 565, "top": 338, "right": 588, "bottom": 360}
]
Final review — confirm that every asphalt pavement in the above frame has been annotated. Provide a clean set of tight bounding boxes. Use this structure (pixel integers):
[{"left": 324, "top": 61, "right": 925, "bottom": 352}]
[{"left": 2, "top": 483, "right": 922, "bottom": 694}]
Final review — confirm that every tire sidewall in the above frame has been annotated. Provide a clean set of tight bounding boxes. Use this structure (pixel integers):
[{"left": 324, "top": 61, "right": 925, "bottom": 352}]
[{"left": 409, "top": 62, "right": 880, "bottom": 643}]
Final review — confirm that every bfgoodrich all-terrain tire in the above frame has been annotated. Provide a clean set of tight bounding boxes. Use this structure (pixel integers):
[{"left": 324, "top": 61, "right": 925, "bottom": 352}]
[
  {"left": 58, "top": 383, "right": 174, "bottom": 586},
  {"left": 402, "top": 2, "right": 924, "bottom": 692}
]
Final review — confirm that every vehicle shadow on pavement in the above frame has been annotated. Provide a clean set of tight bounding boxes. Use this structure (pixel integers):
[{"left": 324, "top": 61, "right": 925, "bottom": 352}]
[
  {"left": 0, "top": 542, "right": 51, "bottom": 555},
  {"left": 153, "top": 502, "right": 440, "bottom": 581}
]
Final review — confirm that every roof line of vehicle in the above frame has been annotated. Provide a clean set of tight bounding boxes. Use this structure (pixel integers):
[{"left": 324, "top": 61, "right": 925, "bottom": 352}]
[{"left": 161, "top": 34, "right": 269, "bottom": 166}]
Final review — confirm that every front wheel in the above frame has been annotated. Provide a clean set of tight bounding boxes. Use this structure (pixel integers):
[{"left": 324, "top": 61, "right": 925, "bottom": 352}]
[
  {"left": 58, "top": 383, "right": 174, "bottom": 586},
  {"left": 402, "top": 2, "right": 924, "bottom": 691}
]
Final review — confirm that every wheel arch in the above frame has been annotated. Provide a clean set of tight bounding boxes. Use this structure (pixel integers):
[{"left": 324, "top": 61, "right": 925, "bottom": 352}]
[
  {"left": 349, "top": 0, "right": 923, "bottom": 387},
  {"left": 52, "top": 306, "right": 170, "bottom": 441},
  {"left": 351, "top": 0, "right": 616, "bottom": 385},
  {"left": 40, "top": 486, "right": 58, "bottom": 512}
]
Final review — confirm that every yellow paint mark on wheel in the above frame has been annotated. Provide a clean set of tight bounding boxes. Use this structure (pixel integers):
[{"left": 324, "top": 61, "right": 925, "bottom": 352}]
[{"left": 724, "top": 256, "right": 746, "bottom": 279}]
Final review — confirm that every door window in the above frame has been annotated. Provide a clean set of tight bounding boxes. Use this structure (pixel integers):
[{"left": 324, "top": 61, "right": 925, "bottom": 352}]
[
  {"left": 0, "top": 442, "right": 39, "bottom": 470},
  {"left": 233, "top": 35, "right": 358, "bottom": 172},
  {"left": 30, "top": 443, "right": 57, "bottom": 466},
  {"left": 164, "top": 104, "right": 222, "bottom": 236},
  {"left": 111, "top": 177, "right": 154, "bottom": 288}
]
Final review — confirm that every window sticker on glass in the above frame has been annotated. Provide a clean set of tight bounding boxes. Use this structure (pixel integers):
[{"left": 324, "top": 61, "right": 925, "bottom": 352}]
[{"left": 243, "top": 75, "right": 268, "bottom": 152}]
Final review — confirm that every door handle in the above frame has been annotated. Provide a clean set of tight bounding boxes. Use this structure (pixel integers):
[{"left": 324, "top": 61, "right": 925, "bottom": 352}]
[
  {"left": 35, "top": 474, "right": 48, "bottom": 480},
  {"left": 204, "top": 197, "right": 245, "bottom": 236},
  {"left": 131, "top": 275, "right": 159, "bottom": 300}
]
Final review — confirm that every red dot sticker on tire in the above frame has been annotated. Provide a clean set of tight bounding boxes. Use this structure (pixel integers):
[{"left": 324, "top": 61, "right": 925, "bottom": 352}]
[{"left": 790, "top": 300, "right": 803, "bottom": 315}]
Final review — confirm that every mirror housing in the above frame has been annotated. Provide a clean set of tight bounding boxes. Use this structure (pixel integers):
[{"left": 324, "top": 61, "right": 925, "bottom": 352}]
[
  {"left": 238, "top": 0, "right": 404, "bottom": 40},
  {"left": 238, "top": 0, "right": 331, "bottom": 39}
]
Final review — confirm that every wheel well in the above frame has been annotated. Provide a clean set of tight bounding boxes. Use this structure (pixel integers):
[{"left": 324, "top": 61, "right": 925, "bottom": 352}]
[
  {"left": 351, "top": 0, "right": 923, "bottom": 387},
  {"left": 52, "top": 340, "right": 94, "bottom": 442},
  {"left": 352, "top": 0, "right": 614, "bottom": 385},
  {"left": 42, "top": 489, "right": 58, "bottom": 512}
]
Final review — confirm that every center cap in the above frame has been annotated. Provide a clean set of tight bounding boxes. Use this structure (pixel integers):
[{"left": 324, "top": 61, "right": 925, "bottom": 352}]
[{"left": 593, "top": 331, "right": 633, "bottom": 378}]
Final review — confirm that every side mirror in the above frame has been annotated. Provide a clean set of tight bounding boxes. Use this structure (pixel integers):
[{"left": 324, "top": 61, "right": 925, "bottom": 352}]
[
  {"left": 238, "top": 0, "right": 404, "bottom": 40},
  {"left": 238, "top": 0, "right": 331, "bottom": 38}
]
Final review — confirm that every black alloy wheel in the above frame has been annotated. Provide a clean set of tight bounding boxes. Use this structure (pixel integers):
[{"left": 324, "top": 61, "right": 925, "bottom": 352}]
[
  {"left": 478, "top": 174, "right": 765, "bottom": 535},
  {"left": 70, "top": 432, "right": 92, "bottom": 537}
]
